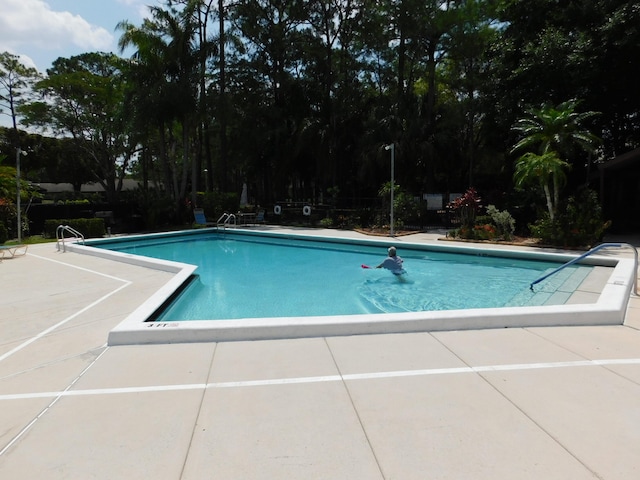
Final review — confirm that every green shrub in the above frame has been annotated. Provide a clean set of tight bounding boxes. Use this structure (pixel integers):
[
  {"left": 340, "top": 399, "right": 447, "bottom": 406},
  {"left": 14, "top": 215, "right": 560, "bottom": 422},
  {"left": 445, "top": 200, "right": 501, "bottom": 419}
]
[
  {"left": 475, "top": 214, "right": 492, "bottom": 225},
  {"left": 44, "top": 218, "right": 106, "bottom": 239},
  {"left": 530, "top": 188, "right": 610, "bottom": 247},
  {"left": 0, "top": 222, "right": 7, "bottom": 244},
  {"left": 140, "top": 191, "right": 176, "bottom": 229},
  {"left": 450, "top": 223, "right": 497, "bottom": 240},
  {"left": 448, "top": 205, "right": 513, "bottom": 242},
  {"left": 61, "top": 199, "right": 91, "bottom": 205},
  {"left": 377, "top": 182, "right": 418, "bottom": 229},
  {"left": 0, "top": 198, "right": 16, "bottom": 240},
  {"left": 486, "top": 205, "right": 516, "bottom": 240},
  {"left": 319, "top": 217, "right": 334, "bottom": 228},
  {"left": 473, "top": 223, "right": 498, "bottom": 240},
  {"left": 197, "top": 191, "right": 239, "bottom": 216}
]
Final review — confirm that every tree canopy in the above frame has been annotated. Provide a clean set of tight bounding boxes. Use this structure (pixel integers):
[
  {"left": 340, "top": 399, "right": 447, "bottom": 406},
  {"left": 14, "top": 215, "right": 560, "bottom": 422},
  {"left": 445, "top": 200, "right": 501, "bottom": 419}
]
[{"left": 1, "top": 0, "right": 637, "bottom": 224}]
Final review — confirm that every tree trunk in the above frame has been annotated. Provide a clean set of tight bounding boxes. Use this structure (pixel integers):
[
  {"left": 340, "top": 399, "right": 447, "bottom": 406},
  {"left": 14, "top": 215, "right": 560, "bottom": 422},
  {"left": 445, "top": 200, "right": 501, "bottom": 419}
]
[
  {"left": 218, "top": 0, "right": 228, "bottom": 190},
  {"left": 543, "top": 183, "right": 554, "bottom": 221}
]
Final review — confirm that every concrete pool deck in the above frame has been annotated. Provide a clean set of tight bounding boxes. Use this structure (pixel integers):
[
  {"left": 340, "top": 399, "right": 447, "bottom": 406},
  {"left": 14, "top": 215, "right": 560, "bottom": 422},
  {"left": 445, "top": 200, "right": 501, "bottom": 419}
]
[{"left": 1, "top": 228, "right": 640, "bottom": 479}]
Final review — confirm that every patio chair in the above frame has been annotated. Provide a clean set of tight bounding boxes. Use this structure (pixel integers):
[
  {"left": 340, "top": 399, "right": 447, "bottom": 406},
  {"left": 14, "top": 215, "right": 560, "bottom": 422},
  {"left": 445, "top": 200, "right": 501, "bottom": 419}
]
[
  {"left": 193, "top": 208, "right": 216, "bottom": 227},
  {"left": 0, "top": 244, "right": 28, "bottom": 262},
  {"left": 255, "top": 209, "right": 265, "bottom": 224}
]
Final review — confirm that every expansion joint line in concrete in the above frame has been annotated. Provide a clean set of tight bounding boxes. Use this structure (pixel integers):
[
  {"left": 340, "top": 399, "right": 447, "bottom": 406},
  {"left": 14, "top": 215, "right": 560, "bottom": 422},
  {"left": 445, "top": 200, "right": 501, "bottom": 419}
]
[{"left": 0, "top": 347, "right": 110, "bottom": 458}]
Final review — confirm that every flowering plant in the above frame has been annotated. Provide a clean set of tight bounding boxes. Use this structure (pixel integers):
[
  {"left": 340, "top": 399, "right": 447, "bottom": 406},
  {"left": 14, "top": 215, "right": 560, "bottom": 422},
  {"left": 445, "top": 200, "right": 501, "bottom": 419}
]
[{"left": 448, "top": 188, "right": 482, "bottom": 228}]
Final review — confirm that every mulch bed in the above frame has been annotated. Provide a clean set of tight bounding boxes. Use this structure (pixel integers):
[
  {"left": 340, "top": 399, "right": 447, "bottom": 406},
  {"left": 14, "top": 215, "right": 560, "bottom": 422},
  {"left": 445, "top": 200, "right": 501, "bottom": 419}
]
[
  {"left": 353, "top": 228, "right": 422, "bottom": 237},
  {"left": 354, "top": 228, "right": 554, "bottom": 248},
  {"left": 440, "top": 236, "right": 543, "bottom": 247}
]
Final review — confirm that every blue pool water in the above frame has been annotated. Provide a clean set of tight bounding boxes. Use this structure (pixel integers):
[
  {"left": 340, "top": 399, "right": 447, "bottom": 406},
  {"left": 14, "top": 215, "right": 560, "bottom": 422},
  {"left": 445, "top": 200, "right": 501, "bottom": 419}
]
[{"left": 94, "top": 232, "right": 592, "bottom": 322}]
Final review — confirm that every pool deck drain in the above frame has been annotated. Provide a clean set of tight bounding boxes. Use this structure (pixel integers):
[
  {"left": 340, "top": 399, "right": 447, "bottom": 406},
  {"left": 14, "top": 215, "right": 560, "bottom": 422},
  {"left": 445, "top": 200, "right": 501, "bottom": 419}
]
[{"left": 1, "top": 228, "right": 640, "bottom": 479}]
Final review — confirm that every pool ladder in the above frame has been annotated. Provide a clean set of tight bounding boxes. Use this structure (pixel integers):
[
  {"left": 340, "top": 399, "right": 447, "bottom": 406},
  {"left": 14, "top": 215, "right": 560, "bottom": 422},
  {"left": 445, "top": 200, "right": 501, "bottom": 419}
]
[
  {"left": 56, "top": 225, "right": 85, "bottom": 252},
  {"left": 530, "top": 242, "right": 638, "bottom": 295},
  {"left": 216, "top": 213, "right": 236, "bottom": 230}
]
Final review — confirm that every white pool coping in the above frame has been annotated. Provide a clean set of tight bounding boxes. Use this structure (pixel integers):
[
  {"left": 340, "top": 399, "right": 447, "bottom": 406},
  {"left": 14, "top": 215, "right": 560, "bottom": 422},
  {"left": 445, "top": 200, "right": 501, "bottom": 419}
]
[{"left": 67, "top": 229, "right": 636, "bottom": 345}]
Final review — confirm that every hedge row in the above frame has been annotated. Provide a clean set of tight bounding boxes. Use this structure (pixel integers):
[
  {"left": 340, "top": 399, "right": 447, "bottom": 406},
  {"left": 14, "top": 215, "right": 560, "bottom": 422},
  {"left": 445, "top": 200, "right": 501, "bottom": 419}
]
[{"left": 44, "top": 218, "right": 106, "bottom": 239}]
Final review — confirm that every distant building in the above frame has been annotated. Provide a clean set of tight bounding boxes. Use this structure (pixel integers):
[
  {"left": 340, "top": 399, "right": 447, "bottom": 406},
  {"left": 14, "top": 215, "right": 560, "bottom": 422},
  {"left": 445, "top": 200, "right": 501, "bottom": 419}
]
[{"left": 35, "top": 179, "right": 160, "bottom": 194}]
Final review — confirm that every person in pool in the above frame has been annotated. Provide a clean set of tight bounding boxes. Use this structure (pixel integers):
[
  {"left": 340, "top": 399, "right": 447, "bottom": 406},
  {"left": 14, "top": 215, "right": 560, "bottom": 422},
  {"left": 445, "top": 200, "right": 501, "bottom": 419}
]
[{"left": 376, "top": 246, "right": 406, "bottom": 276}]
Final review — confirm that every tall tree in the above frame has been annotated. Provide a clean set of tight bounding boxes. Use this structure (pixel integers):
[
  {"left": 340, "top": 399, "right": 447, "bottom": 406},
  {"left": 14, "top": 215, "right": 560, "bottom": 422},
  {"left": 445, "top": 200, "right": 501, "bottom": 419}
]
[
  {"left": 441, "top": 0, "right": 498, "bottom": 186},
  {"left": 215, "top": 0, "right": 228, "bottom": 190},
  {"left": 21, "top": 53, "right": 135, "bottom": 200},
  {"left": 167, "top": 0, "right": 219, "bottom": 192},
  {"left": 231, "top": 0, "right": 310, "bottom": 203},
  {"left": 511, "top": 100, "right": 601, "bottom": 220},
  {"left": 303, "top": 0, "right": 365, "bottom": 190},
  {"left": 118, "top": 1, "right": 202, "bottom": 212},
  {"left": 491, "top": 0, "right": 640, "bottom": 158},
  {"left": 0, "top": 52, "right": 40, "bottom": 148}
]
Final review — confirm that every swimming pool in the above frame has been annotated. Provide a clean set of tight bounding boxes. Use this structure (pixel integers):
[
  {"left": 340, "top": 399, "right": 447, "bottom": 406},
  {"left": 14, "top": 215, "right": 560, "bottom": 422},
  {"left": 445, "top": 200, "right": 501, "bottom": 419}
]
[
  {"left": 74, "top": 228, "right": 635, "bottom": 344},
  {"left": 94, "top": 232, "right": 591, "bottom": 320}
]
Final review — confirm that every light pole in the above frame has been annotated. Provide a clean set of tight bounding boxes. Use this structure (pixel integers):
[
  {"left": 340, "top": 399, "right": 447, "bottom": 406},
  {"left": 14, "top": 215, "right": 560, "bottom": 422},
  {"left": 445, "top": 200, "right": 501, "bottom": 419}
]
[
  {"left": 16, "top": 147, "right": 27, "bottom": 244},
  {"left": 385, "top": 143, "right": 395, "bottom": 237}
]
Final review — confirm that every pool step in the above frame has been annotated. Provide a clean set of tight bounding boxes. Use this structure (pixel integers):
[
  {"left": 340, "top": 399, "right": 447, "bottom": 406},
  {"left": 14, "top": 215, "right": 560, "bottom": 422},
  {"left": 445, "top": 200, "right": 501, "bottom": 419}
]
[{"left": 508, "top": 266, "right": 594, "bottom": 307}]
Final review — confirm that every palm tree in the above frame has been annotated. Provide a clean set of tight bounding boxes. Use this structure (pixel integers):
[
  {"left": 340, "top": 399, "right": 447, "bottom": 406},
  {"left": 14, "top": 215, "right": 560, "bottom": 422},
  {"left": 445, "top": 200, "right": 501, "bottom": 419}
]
[
  {"left": 513, "top": 151, "right": 570, "bottom": 221},
  {"left": 511, "top": 99, "right": 600, "bottom": 221},
  {"left": 511, "top": 99, "right": 600, "bottom": 158},
  {"left": 118, "top": 2, "right": 202, "bottom": 212}
]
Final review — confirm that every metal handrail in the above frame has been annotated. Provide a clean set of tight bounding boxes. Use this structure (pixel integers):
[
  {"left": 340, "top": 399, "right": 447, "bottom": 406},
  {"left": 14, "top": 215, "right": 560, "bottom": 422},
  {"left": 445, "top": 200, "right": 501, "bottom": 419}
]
[
  {"left": 225, "top": 214, "right": 236, "bottom": 227},
  {"left": 56, "top": 225, "right": 85, "bottom": 252},
  {"left": 216, "top": 213, "right": 236, "bottom": 229},
  {"left": 530, "top": 243, "right": 638, "bottom": 295}
]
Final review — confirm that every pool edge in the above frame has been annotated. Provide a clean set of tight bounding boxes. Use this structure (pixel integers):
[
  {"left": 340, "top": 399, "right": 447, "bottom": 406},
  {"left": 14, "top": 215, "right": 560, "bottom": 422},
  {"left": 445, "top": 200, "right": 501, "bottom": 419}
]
[{"left": 66, "top": 230, "right": 635, "bottom": 345}]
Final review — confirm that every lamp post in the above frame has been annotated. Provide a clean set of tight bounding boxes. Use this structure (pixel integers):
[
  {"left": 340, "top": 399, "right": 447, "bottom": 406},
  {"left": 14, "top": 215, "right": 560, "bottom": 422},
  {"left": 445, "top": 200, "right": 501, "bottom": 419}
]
[
  {"left": 385, "top": 143, "right": 395, "bottom": 237},
  {"left": 16, "top": 147, "right": 27, "bottom": 243}
]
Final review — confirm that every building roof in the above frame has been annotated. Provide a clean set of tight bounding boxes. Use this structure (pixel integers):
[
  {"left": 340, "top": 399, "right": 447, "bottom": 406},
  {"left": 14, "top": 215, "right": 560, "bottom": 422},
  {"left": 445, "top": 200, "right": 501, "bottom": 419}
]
[
  {"left": 35, "top": 179, "right": 159, "bottom": 193},
  {"left": 599, "top": 147, "right": 640, "bottom": 172}
]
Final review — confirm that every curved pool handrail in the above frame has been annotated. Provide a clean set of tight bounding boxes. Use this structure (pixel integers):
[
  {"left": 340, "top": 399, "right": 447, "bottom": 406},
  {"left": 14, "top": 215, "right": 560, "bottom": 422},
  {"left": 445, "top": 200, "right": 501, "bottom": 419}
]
[
  {"left": 216, "top": 212, "right": 236, "bottom": 229},
  {"left": 56, "top": 224, "right": 85, "bottom": 252},
  {"left": 530, "top": 243, "right": 638, "bottom": 295}
]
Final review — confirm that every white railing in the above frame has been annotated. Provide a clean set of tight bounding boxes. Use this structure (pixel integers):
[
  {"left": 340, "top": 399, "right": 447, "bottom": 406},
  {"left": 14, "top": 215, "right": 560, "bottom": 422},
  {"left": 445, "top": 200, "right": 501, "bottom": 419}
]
[
  {"left": 56, "top": 225, "right": 85, "bottom": 252},
  {"left": 216, "top": 213, "right": 237, "bottom": 229}
]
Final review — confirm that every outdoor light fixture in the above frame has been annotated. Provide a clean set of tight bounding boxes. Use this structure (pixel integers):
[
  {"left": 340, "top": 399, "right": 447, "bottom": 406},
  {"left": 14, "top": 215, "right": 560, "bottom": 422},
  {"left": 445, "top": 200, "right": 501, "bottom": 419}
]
[
  {"left": 385, "top": 143, "right": 395, "bottom": 237},
  {"left": 16, "top": 148, "right": 27, "bottom": 244}
]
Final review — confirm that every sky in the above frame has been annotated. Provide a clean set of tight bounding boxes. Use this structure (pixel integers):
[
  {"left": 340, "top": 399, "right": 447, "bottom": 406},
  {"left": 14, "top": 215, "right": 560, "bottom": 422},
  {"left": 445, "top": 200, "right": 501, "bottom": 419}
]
[{"left": 0, "top": 0, "right": 164, "bottom": 73}]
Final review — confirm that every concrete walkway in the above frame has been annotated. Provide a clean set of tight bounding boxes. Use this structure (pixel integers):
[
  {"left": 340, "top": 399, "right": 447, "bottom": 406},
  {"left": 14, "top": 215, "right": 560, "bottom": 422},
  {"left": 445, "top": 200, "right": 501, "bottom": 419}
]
[{"left": 1, "top": 230, "right": 639, "bottom": 479}]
